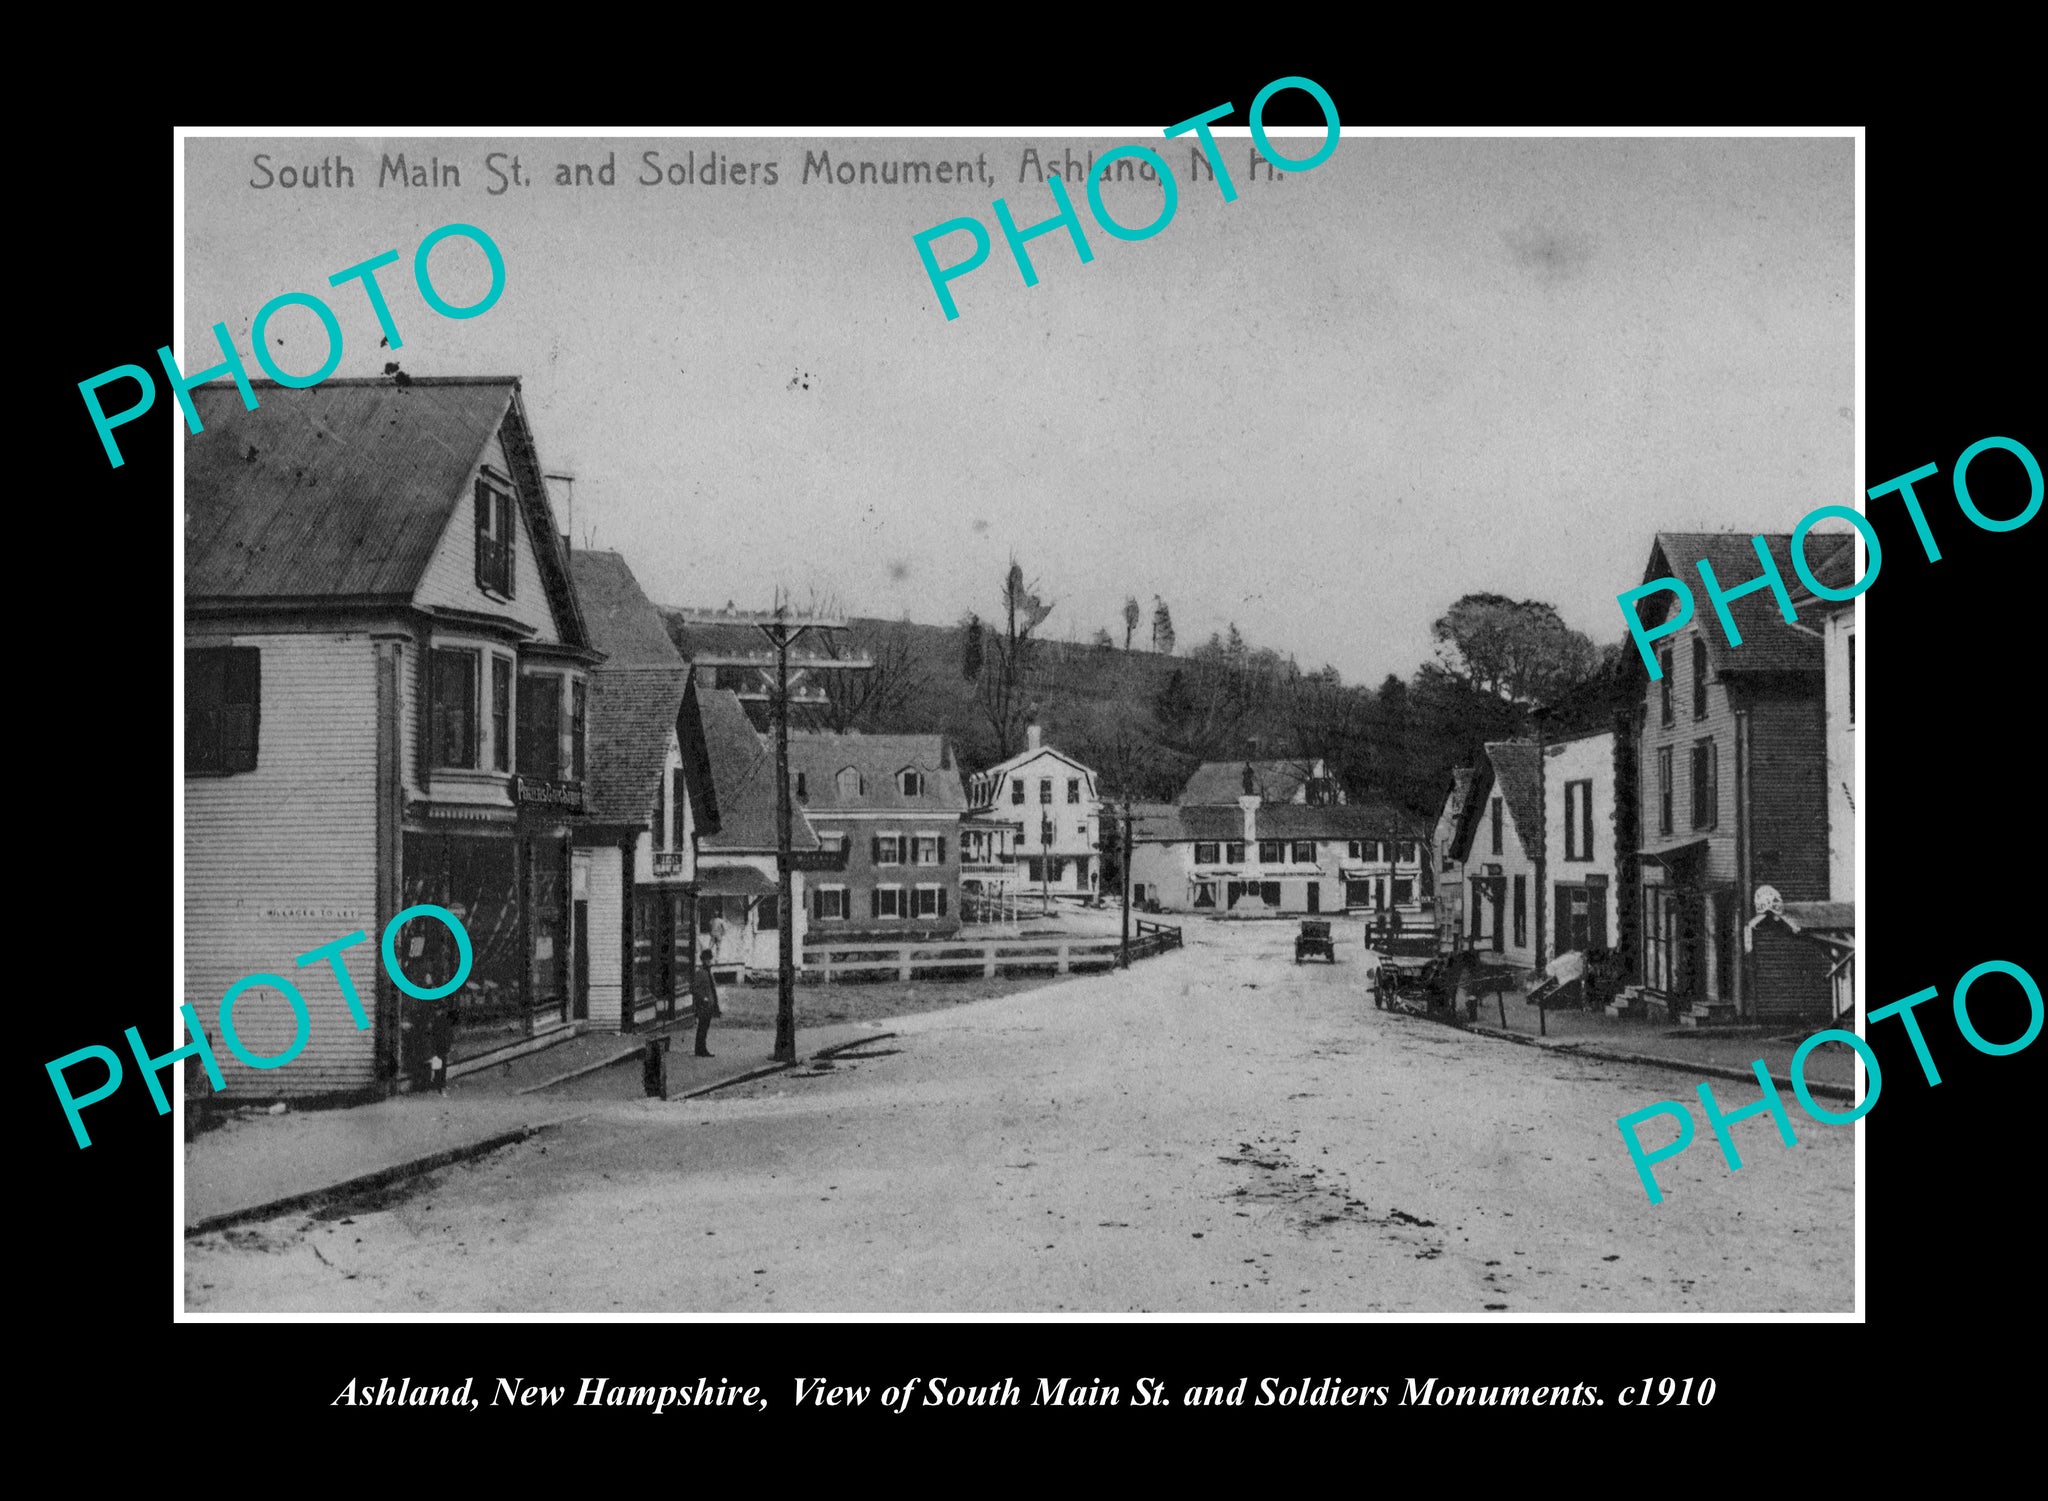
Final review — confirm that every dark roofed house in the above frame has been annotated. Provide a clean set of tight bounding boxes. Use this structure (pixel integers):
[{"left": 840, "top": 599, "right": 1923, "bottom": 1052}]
[
  {"left": 785, "top": 732, "right": 968, "bottom": 938},
  {"left": 185, "top": 377, "right": 600, "bottom": 1100},
  {"left": 1129, "top": 777, "right": 1431, "bottom": 917},
  {"left": 1177, "top": 757, "right": 1345, "bottom": 807},
  {"left": 1633, "top": 531, "right": 1834, "bottom": 1028},
  {"left": 567, "top": 549, "right": 719, "bottom": 1028},
  {"left": 689, "top": 684, "right": 823, "bottom": 980},
  {"left": 1445, "top": 743, "right": 1544, "bottom": 967}
]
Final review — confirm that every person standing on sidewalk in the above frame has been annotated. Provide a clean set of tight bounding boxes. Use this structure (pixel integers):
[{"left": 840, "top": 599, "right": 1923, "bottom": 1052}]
[{"left": 693, "top": 947, "right": 721, "bottom": 1057}]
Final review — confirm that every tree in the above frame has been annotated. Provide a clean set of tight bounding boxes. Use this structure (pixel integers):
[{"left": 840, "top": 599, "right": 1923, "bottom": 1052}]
[
  {"left": 961, "top": 559, "right": 1055, "bottom": 759},
  {"left": 809, "top": 614, "right": 930, "bottom": 733},
  {"left": 1429, "top": 593, "right": 1601, "bottom": 707},
  {"left": 1122, "top": 596, "right": 1141, "bottom": 651},
  {"left": 1150, "top": 597, "right": 1175, "bottom": 655},
  {"left": 1092, "top": 626, "right": 1116, "bottom": 649}
]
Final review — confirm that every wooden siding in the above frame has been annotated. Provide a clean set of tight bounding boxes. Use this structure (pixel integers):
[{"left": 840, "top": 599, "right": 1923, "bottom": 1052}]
[
  {"left": 805, "top": 813, "right": 962, "bottom": 936},
  {"left": 185, "top": 632, "right": 378, "bottom": 1098},
  {"left": 1751, "top": 924, "right": 1837, "bottom": 1026},
  {"left": 412, "top": 427, "right": 562, "bottom": 643},
  {"left": 1742, "top": 693, "right": 1830, "bottom": 902},
  {"left": 1637, "top": 623, "right": 1741, "bottom": 885},
  {"left": 586, "top": 845, "right": 625, "bottom": 1029},
  {"left": 1543, "top": 732, "right": 1619, "bottom": 964}
]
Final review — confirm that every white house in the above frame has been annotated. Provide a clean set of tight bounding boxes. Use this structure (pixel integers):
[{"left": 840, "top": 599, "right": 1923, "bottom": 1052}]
[
  {"left": 963, "top": 725, "right": 1102, "bottom": 901},
  {"left": 1128, "top": 795, "right": 1430, "bottom": 916},
  {"left": 1448, "top": 741, "right": 1543, "bottom": 966},
  {"left": 1541, "top": 728, "right": 1619, "bottom": 963}
]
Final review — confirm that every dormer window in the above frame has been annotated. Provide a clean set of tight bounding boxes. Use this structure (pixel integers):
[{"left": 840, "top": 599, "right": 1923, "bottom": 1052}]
[
  {"left": 898, "top": 768, "right": 924, "bottom": 797},
  {"left": 474, "top": 475, "right": 516, "bottom": 597},
  {"left": 836, "top": 766, "right": 864, "bottom": 799}
]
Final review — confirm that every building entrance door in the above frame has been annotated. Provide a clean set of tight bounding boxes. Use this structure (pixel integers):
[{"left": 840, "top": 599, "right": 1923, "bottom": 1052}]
[{"left": 1306, "top": 883, "right": 1320, "bottom": 914}]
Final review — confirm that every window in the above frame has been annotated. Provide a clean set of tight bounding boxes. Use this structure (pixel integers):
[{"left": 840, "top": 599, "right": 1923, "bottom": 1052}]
[
  {"left": 432, "top": 649, "right": 481, "bottom": 769},
  {"left": 837, "top": 766, "right": 864, "bottom": 799},
  {"left": 1010, "top": 780, "right": 1025, "bottom": 805},
  {"left": 815, "top": 886, "right": 848, "bottom": 921},
  {"left": 1067, "top": 778, "right": 1081, "bottom": 804},
  {"left": 899, "top": 768, "right": 924, "bottom": 797},
  {"left": 1513, "top": 874, "right": 1527, "bottom": 948},
  {"left": 1659, "top": 648, "right": 1674, "bottom": 725},
  {"left": 873, "top": 835, "right": 903, "bottom": 866},
  {"left": 912, "top": 885, "right": 946, "bottom": 918},
  {"left": 1691, "top": 738, "right": 1718, "bottom": 830},
  {"left": 912, "top": 834, "right": 943, "bottom": 866},
  {"left": 671, "top": 768, "right": 687, "bottom": 848},
  {"left": 1847, "top": 632, "right": 1856, "bottom": 728},
  {"left": 1692, "top": 636, "right": 1708, "bottom": 719},
  {"left": 1394, "top": 878, "right": 1414, "bottom": 905},
  {"left": 1352, "top": 839, "right": 1381, "bottom": 862},
  {"left": 186, "top": 646, "right": 261, "bottom": 775},
  {"left": 1225, "top": 842, "right": 1246, "bottom": 864},
  {"left": 1258, "top": 840, "right": 1283, "bottom": 864},
  {"left": 1657, "top": 746, "right": 1674, "bottom": 836},
  {"left": 1396, "top": 841, "right": 1418, "bottom": 864},
  {"left": 757, "top": 893, "right": 779, "bottom": 930},
  {"left": 490, "top": 656, "right": 512, "bottom": 772},
  {"left": 519, "top": 671, "right": 561, "bottom": 778},
  {"left": 873, "top": 885, "right": 905, "bottom": 919},
  {"left": 1039, "top": 778, "right": 1053, "bottom": 804},
  {"left": 1193, "top": 842, "right": 1220, "bottom": 865},
  {"left": 1490, "top": 797, "right": 1504, "bottom": 857},
  {"left": 570, "top": 678, "right": 586, "bottom": 780},
  {"left": 795, "top": 771, "right": 808, "bottom": 802},
  {"left": 1345, "top": 880, "right": 1372, "bottom": 907},
  {"left": 1292, "top": 841, "right": 1316, "bottom": 863},
  {"left": 1564, "top": 779, "right": 1593, "bottom": 861},
  {"left": 1024, "top": 857, "right": 1044, "bottom": 883},
  {"left": 1194, "top": 883, "right": 1217, "bottom": 908},
  {"left": 474, "top": 476, "right": 516, "bottom": 596}
]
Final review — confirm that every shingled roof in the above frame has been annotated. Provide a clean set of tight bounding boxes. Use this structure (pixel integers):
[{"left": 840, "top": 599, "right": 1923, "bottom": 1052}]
[
  {"left": 1141, "top": 800, "right": 1429, "bottom": 843},
  {"left": 184, "top": 378, "right": 586, "bottom": 647},
  {"left": 1643, "top": 532, "right": 1842, "bottom": 676},
  {"left": 1178, "top": 759, "right": 1329, "bottom": 805},
  {"left": 570, "top": 550, "right": 686, "bottom": 666},
  {"left": 696, "top": 687, "right": 818, "bottom": 854},
  {"left": 1484, "top": 741, "right": 1543, "bottom": 847},
  {"left": 786, "top": 733, "right": 966, "bottom": 814}
]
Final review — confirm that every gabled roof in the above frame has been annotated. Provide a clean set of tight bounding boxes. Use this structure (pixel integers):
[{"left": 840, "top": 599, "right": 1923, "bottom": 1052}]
[
  {"left": 1484, "top": 741, "right": 1543, "bottom": 849},
  {"left": 569, "top": 550, "right": 685, "bottom": 666},
  {"left": 1178, "top": 759, "right": 1329, "bottom": 805},
  {"left": 583, "top": 666, "right": 693, "bottom": 825},
  {"left": 786, "top": 733, "right": 966, "bottom": 813},
  {"left": 1449, "top": 758, "right": 1496, "bottom": 863},
  {"left": 1142, "top": 801, "right": 1429, "bottom": 844},
  {"left": 184, "top": 378, "right": 588, "bottom": 647},
  {"left": 573, "top": 550, "right": 699, "bottom": 827},
  {"left": 1643, "top": 532, "right": 1832, "bottom": 675},
  {"left": 972, "top": 741, "right": 1099, "bottom": 786},
  {"left": 695, "top": 686, "right": 817, "bottom": 853}
]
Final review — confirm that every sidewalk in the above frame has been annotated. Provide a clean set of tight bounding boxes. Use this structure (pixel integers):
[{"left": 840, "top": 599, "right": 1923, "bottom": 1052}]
[
  {"left": 1439, "top": 992, "right": 1860, "bottom": 1092},
  {"left": 184, "top": 1017, "right": 890, "bottom": 1234}
]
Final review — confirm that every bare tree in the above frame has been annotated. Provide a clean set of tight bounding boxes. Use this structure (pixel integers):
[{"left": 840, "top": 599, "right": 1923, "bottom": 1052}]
[
  {"left": 1122, "top": 596, "right": 1141, "bottom": 651},
  {"left": 963, "top": 559, "right": 1055, "bottom": 759}
]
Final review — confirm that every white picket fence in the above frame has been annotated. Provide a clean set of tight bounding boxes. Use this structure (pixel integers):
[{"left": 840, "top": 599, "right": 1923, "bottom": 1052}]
[{"left": 804, "top": 922, "right": 1181, "bottom": 982}]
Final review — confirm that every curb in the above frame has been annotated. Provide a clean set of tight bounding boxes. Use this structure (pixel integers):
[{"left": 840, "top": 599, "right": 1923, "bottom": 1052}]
[
  {"left": 670, "top": 1031, "right": 902, "bottom": 1099},
  {"left": 185, "top": 1117, "right": 583, "bottom": 1238},
  {"left": 1454, "top": 1021, "right": 1858, "bottom": 1102}
]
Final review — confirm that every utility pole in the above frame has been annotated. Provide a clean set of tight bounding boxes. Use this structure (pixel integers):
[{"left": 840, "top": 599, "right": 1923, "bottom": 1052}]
[
  {"left": 672, "top": 604, "right": 870, "bottom": 1064},
  {"left": 1120, "top": 799, "right": 1134, "bottom": 969}
]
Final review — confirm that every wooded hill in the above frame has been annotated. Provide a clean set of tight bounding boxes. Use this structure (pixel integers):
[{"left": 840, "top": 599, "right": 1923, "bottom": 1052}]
[{"left": 657, "top": 601, "right": 1619, "bottom": 819}]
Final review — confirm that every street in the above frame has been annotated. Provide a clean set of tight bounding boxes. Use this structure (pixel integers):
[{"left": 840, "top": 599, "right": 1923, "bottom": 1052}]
[{"left": 185, "top": 917, "right": 1854, "bottom": 1313}]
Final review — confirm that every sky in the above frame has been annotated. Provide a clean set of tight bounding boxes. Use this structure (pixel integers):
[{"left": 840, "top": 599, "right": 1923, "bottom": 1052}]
[{"left": 184, "top": 131, "right": 1853, "bottom": 685}]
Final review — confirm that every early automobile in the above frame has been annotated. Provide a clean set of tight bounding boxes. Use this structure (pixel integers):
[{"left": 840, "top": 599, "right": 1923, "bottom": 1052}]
[{"left": 1294, "top": 919, "right": 1337, "bottom": 963}]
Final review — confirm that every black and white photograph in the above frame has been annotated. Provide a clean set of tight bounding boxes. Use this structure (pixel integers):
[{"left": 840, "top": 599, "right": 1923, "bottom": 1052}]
[{"left": 164, "top": 123, "right": 1872, "bottom": 1319}]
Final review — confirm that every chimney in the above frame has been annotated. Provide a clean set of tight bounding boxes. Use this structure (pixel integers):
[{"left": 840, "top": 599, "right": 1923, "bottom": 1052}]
[
  {"left": 1239, "top": 794, "right": 1260, "bottom": 846},
  {"left": 1026, "top": 723, "right": 1042, "bottom": 751}
]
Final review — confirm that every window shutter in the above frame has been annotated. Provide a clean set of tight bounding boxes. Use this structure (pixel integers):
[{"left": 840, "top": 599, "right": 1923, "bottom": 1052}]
[
  {"left": 501, "top": 491, "right": 516, "bottom": 598},
  {"left": 474, "top": 480, "right": 490, "bottom": 588},
  {"left": 871, "top": 836, "right": 881, "bottom": 864},
  {"left": 869, "top": 887, "right": 879, "bottom": 918},
  {"left": 938, "top": 836, "right": 947, "bottom": 865},
  {"left": 416, "top": 642, "right": 432, "bottom": 791},
  {"left": 938, "top": 887, "right": 948, "bottom": 917}
]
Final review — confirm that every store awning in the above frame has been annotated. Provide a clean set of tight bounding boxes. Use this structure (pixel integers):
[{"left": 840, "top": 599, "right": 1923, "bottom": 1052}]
[
  {"left": 1640, "top": 838, "right": 1710, "bottom": 866},
  {"left": 695, "top": 864, "right": 778, "bottom": 898}
]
